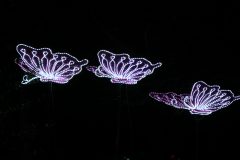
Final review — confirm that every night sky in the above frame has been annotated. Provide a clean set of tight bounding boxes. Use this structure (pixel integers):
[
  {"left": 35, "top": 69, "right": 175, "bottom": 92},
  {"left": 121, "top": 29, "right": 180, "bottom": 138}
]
[{"left": 1, "top": 1, "right": 240, "bottom": 160}]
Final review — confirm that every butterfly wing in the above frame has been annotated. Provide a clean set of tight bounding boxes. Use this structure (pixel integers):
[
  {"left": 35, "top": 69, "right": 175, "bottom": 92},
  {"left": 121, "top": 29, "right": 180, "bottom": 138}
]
[
  {"left": 15, "top": 58, "right": 34, "bottom": 74},
  {"left": 122, "top": 58, "right": 161, "bottom": 82},
  {"left": 16, "top": 44, "right": 53, "bottom": 76},
  {"left": 43, "top": 53, "right": 88, "bottom": 83},
  {"left": 97, "top": 50, "right": 130, "bottom": 77},
  {"left": 186, "top": 81, "right": 238, "bottom": 114},
  {"left": 86, "top": 66, "right": 97, "bottom": 73},
  {"left": 149, "top": 92, "right": 189, "bottom": 109}
]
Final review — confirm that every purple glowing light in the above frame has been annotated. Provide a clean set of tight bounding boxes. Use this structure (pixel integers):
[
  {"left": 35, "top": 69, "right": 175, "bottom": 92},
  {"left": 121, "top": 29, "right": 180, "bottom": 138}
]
[
  {"left": 16, "top": 44, "right": 88, "bottom": 84},
  {"left": 149, "top": 81, "right": 240, "bottom": 115},
  {"left": 87, "top": 50, "right": 162, "bottom": 84}
]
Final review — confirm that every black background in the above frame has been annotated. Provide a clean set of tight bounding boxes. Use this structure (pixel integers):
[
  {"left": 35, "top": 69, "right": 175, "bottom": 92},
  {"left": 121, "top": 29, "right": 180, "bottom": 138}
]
[{"left": 1, "top": 1, "right": 240, "bottom": 160}]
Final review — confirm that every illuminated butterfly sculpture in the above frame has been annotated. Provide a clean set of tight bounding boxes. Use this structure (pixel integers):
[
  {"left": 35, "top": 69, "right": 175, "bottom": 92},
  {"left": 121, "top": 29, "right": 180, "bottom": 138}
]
[
  {"left": 149, "top": 81, "right": 240, "bottom": 115},
  {"left": 87, "top": 50, "right": 162, "bottom": 84},
  {"left": 16, "top": 44, "right": 88, "bottom": 84}
]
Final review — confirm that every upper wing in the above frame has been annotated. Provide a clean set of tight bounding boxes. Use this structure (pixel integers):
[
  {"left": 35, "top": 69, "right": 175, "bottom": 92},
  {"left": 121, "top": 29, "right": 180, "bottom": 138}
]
[
  {"left": 50, "top": 53, "right": 88, "bottom": 83},
  {"left": 97, "top": 50, "right": 131, "bottom": 77},
  {"left": 185, "top": 81, "right": 238, "bottom": 112},
  {"left": 16, "top": 44, "right": 53, "bottom": 75}
]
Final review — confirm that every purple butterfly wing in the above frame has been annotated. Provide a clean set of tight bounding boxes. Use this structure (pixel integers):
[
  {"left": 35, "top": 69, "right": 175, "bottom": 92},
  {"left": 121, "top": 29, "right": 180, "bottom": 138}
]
[
  {"left": 86, "top": 66, "right": 97, "bottom": 73},
  {"left": 187, "top": 81, "right": 238, "bottom": 114},
  {"left": 16, "top": 44, "right": 52, "bottom": 75},
  {"left": 97, "top": 50, "right": 130, "bottom": 76},
  {"left": 15, "top": 58, "right": 33, "bottom": 74},
  {"left": 149, "top": 92, "right": 189, "bottom": 109},
  {"left": 45, "top": 53, "right": 88, "bottom": 83},
  {"left": 122, "top": 58, "right": 161, "bottom": 82}
]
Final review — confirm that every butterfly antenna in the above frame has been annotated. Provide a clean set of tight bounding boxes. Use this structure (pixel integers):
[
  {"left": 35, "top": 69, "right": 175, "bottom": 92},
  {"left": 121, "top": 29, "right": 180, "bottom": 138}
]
[
  {"left": 154, "top": 62, "right": 162, "bottom": 68},
  {"left": 80, "top": 59, "right": 89, "bottom": 66},
  {"left": 234, "top": 95, "right": 240, "bottom": 101}
]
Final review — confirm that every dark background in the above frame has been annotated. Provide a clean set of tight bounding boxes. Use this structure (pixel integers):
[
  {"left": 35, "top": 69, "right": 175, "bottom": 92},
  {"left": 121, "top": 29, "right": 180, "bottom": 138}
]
[{"left": 1, "top": 1, "right": 240, "bottom": 160}]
